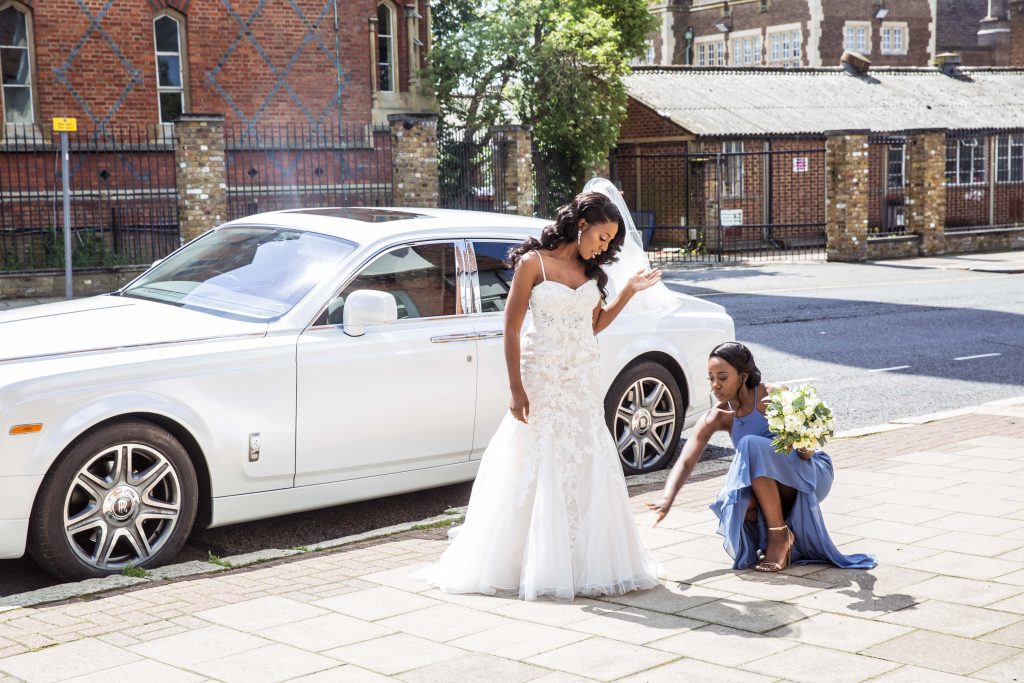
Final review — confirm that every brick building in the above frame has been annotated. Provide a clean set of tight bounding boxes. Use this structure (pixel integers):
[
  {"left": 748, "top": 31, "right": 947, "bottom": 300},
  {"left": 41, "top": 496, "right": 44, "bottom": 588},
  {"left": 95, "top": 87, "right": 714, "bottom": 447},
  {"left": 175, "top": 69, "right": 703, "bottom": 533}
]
[
  {"left": 614, "top": 64, "right": 1024, "bottom": 258},
  {"left": 646, "top": 0, "right": 1023, "bottom": 69},
  {"left": 0, "top": 0, "right": 432, "bottom": 133}
]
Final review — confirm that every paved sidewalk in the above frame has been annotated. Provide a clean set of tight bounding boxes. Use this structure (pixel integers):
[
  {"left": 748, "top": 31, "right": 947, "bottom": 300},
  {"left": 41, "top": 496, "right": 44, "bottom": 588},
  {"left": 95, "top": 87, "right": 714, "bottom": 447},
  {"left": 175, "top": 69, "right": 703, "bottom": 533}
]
[{"left": 1, "top": 401, "right": 1024, "bottom": 682}]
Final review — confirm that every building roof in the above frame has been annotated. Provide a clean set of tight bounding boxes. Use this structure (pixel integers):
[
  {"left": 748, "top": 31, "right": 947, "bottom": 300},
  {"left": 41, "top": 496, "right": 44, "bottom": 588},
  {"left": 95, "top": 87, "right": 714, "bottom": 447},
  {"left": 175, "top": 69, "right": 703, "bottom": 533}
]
[{"left": 624, "top": 66, "right": 1024, "bottom": 137}]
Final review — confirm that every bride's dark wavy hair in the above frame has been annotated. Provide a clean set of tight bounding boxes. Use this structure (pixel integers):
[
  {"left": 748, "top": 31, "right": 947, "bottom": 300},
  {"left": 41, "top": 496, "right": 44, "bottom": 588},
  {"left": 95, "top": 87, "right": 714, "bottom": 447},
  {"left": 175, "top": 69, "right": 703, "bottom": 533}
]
[{"left": 507, "top": 191, "right": 627, "bottom": 300}]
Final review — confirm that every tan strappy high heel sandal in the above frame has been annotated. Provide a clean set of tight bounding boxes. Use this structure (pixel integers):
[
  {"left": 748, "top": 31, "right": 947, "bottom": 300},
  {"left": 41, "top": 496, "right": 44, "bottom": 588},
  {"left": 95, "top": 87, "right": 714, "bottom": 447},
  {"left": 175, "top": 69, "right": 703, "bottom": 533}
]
[{"left": 755, "top": 525, "right": 795, "bottom": 573}]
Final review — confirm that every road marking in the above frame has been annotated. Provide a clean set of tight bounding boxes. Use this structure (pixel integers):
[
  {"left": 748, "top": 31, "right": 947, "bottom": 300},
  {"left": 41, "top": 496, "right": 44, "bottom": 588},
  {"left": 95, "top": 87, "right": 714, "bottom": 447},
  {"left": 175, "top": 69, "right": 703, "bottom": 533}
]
[
  {"left": 954, "top": 353, "right": 1002, "bottom": 361},
  {"left": 868, "top": 365, "right": 911, "bottom": 372},
  {"left": 678, "top": 273, "right": 1022, "bottom": 298},
  {"left": 777, "top": 378, "right": 819, "bottom": 385}
]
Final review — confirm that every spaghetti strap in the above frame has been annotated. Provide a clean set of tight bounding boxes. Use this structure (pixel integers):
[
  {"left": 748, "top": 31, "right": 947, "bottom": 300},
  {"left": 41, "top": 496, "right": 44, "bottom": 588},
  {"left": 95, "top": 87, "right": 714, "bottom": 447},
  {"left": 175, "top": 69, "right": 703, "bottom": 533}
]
[{"left": 537, "top": 253, "right": 547, "bottom": 282}]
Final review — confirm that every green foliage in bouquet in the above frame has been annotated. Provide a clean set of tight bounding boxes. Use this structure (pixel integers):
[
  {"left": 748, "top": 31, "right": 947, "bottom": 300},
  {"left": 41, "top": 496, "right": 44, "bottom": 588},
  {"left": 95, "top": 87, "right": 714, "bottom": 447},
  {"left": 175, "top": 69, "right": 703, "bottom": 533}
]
[{"left": 764, "top": 385, "right": 836, "bottom": 453}]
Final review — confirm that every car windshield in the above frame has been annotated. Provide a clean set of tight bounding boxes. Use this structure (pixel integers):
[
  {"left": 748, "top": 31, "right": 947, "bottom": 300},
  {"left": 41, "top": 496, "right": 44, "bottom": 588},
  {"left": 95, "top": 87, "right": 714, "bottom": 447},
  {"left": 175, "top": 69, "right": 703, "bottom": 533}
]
[{"left": 121, "top": 226, "right": 356, "bottom": 321}]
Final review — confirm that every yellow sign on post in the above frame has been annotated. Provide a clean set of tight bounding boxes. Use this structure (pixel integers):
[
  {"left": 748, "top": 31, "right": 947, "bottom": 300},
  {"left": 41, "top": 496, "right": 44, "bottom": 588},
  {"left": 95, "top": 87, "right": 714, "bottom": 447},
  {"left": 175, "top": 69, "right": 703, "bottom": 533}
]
[{"left": 52, "top": 117, "right": 77, "bottom": 133}]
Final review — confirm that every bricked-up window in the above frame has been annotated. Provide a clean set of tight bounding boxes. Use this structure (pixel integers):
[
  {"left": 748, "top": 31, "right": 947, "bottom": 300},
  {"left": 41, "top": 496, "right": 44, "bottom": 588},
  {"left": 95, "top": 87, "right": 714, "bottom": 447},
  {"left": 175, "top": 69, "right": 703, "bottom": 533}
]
[
  {"left": 997, "top": 134, "right": 1024, "bottom": 183},
  {"left": 946, "top": 138, "right": 987, "bottom": 186},
  {"left": 0, "top": 3, "right": 34, "bottom": 125},
  {"left": 723, "top": 141, "right": 743, "bottom": 197},
  {"left": 153, "top": 14, "right": 186, "bottom": 124},
  {"left": 880, "top": 22, "right": 908, "bottom": 56},
  {"left": 377, "top": 3, "right": 396, "bottom": 92},
  {"left": 844, "top": 22, "right": 871, "bottom": 55}
]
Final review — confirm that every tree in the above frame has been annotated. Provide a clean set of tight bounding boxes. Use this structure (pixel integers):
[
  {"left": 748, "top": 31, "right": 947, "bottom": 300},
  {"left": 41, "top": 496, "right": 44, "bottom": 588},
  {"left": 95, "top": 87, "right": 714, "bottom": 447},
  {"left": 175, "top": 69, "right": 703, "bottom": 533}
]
[{"left": 428, "top": 0, "right": 655, "bottom": 214}]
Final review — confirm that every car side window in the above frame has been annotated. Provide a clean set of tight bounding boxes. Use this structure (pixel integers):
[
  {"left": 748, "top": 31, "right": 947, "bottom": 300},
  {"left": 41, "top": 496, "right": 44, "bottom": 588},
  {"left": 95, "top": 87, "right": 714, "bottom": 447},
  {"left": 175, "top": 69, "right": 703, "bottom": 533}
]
[
  {"left": 318, "top": 243, "right": 459, "bottom": 326},
  {"left": 472, "top": 241, "right": 518, "bottom": 314}
]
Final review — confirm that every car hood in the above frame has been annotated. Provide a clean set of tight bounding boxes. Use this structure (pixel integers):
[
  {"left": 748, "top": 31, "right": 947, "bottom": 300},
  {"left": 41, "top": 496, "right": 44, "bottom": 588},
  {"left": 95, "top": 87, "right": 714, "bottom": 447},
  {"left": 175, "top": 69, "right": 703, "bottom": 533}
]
[{"left": 0, "top": 296, "right": 267, "bottom": 363}]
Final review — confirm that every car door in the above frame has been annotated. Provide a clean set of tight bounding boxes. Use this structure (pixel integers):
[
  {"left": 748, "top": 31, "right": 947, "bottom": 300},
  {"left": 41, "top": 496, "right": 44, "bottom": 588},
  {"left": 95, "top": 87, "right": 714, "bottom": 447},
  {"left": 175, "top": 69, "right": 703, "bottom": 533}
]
[
  {"left": 294, "top": 240, "right": 479, "bottom": 485},
  {"left": 466, "top": 239, "right": 523, "bottom": 459}
]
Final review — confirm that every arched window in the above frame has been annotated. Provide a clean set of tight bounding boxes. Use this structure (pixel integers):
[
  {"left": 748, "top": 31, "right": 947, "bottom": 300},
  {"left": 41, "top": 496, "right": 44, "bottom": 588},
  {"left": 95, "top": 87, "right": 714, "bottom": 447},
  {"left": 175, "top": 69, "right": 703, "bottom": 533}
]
[
  {"left": 377, "top": 3, "right": 396, "bottom": 92},
  {"left": 0, "top": 2, "right": 35, "bottom": 125},
  {"left": 153, "top": 12, "right": 188, "bottom": 124}
]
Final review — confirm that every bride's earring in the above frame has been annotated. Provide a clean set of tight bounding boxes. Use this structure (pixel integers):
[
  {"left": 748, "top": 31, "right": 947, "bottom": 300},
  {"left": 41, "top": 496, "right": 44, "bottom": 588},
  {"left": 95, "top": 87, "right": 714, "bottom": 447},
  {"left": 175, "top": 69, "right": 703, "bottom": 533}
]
[{"left": 577, "top": 229, "right": 582, "bottom": 244}]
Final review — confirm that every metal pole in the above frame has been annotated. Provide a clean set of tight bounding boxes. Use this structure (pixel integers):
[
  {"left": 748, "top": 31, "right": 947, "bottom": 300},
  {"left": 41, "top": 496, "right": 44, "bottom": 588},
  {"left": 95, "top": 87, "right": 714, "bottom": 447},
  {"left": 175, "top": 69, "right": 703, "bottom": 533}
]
[
  {"left": 333, "top": 0, "right": 344, "bottom": 126},
  {"left": 60, "top": 130, "right": 73, "bottom": 299}
]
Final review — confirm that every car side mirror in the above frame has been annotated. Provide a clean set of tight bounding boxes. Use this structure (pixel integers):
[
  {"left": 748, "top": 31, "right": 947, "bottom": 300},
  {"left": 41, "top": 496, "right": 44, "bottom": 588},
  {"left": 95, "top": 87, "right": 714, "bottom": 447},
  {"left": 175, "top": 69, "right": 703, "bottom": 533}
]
[{"left": 343, "top": 290, "right": 398, "bottom": 337}]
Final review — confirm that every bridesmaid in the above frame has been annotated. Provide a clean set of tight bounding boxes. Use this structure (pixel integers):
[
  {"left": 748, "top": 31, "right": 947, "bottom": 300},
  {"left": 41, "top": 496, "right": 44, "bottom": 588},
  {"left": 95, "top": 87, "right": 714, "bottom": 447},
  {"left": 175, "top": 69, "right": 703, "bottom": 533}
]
[{"left": 647, "top": 342, "right": 874, "bottom": 572}]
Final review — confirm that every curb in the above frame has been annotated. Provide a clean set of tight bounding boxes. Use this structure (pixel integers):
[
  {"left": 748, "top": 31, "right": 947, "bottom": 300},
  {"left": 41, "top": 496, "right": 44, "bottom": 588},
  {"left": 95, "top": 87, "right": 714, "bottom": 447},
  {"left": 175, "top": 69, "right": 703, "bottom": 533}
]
[{"left": 4, "top": 393, "right": 1023, "bottom": 610}]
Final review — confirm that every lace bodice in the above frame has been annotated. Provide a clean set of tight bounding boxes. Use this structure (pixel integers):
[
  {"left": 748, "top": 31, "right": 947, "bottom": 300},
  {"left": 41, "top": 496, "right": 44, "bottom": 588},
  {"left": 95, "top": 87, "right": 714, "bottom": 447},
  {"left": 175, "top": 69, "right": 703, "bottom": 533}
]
[{"left": 521, "top": 279, "right": 601, "bottom": 372}]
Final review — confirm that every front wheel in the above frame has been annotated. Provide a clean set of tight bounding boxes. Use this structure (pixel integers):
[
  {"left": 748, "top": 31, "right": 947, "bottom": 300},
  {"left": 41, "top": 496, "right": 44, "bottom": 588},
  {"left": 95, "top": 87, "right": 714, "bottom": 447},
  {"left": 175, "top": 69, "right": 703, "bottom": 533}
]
[
  {"left": 28, "top": 420, "right": 198, "bottom": 580},
  {"left": 605, "top": 361, "right": 685, "bottom": 475}
]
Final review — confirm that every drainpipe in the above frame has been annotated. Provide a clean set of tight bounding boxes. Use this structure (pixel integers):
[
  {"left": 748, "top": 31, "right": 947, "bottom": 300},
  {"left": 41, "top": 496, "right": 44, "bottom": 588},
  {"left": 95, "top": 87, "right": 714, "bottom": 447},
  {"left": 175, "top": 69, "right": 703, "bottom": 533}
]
[{"left": 333, "top": 0, "right": 343, "bottom": 126}]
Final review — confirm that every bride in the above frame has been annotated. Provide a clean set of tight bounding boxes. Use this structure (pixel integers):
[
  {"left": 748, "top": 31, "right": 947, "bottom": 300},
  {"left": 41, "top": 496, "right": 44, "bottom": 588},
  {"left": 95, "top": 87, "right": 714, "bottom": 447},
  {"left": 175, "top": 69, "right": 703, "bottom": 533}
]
[{"left": 415, "top": 182, "right": 672, "bottom": 600}]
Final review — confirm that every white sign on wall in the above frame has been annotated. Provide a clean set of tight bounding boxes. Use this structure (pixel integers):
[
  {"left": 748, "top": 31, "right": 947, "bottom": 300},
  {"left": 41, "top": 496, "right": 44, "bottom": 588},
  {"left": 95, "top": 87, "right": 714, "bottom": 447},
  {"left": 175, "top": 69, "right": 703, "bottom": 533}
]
[
  {"left": 720, "top": 209, "right": 743, "bottom": 227},
  {"left": 792, "top": 157, "right": 809, "bottom": 173}
]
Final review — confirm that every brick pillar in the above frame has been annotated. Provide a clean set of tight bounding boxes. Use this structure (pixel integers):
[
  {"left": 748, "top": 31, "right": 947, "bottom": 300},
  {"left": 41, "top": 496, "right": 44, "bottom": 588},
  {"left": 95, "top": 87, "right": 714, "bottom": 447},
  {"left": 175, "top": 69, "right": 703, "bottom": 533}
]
[
  {"left": 389, "top": 113, "right": 439, "bottom": 208},
  {"left": 1010, "top": 1, "right": 1024, "bottom": 67},
  {"left": 905, "top": 129, "right": 947, "bottom": 256},
  {"left": 173, "top": 114, "right": 227, "bottom": 244},
  {"left": 491, "top": 124, "right": 535, "bottom": 216},
  {"left": 825, "top": 130, "right": 870, "bottom": 262}
]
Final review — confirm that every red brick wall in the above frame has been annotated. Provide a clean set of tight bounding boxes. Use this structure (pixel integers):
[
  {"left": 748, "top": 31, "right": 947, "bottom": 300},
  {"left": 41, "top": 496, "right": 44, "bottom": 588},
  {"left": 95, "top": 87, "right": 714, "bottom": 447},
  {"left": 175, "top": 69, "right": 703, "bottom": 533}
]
[
  {"left": 619, "top": 98, "right": 691, "bottom": 140},
  {"left": 2, "top": 0, "right": 427, "bottom": 130},
  {"left": 676, "top": 0, "right": 811, "bottom": 65}
]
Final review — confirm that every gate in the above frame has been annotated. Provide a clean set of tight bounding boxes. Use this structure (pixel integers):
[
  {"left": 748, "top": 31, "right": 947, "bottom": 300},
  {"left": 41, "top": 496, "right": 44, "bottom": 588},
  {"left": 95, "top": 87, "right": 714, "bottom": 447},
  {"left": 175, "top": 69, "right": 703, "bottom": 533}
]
[
  {"left": 609, "top": 141, "right": 827, "bottom": 263},
  {"left": 438, "top": 126, "right": 508, "bottom": 213},
  {"left": 0, "top": 124, "right": 179, "bottom": 271},
  {"left": 225, "top": 123, "right": 392, "bottom": 220},
  {"left": 868, "top": 135, "right": 908, "bottom": 236}
]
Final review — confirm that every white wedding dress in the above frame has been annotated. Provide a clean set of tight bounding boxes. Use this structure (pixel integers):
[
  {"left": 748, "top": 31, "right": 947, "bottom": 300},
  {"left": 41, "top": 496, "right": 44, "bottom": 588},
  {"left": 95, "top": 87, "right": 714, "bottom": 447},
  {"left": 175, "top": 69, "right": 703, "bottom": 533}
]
[{"left": 415, "top": 256, "right": 661, "bottom": 601}]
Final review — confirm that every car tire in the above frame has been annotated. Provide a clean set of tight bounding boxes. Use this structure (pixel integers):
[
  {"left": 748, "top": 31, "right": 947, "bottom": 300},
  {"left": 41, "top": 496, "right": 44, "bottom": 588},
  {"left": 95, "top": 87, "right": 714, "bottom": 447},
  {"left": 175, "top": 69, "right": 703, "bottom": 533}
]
[
  {"left": 28, "top": 420, "right": 198, "bottom": 580},
  {"left": 605, "top": 361, "right": 686, "bottom": 476}
]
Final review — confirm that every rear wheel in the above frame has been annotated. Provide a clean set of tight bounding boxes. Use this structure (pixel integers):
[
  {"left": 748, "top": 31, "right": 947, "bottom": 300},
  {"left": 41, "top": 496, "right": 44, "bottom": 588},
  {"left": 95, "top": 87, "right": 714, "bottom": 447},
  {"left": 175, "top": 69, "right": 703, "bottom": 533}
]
[
  {"left": 605, "top": 361, "right": 685, "bottom": 475},
  {"left": 28, "top": 420, "right": 198, "bottom": 580}
]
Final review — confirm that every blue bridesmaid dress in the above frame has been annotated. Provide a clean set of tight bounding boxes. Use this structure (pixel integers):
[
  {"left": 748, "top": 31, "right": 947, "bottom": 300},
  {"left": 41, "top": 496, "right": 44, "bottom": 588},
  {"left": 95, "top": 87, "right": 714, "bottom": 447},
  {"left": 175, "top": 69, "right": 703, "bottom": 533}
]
[{"left": 709, "top": 386, "right": 876, "bottom": 570}]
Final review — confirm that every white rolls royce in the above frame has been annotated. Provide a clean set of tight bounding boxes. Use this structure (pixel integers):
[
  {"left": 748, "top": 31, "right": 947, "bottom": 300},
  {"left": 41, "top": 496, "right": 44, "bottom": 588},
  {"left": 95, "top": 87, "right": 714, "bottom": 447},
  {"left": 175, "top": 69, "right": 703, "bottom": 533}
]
[{"left": 0, "top": 208, "right": 734, "bottom": 579}]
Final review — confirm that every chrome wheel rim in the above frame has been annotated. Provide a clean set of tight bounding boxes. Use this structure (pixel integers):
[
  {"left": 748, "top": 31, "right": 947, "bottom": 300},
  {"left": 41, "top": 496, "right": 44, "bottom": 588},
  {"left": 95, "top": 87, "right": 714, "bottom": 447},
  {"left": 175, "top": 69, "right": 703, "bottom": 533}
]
[
  {"left": 614, "top": 377, "right": 677, "bottom": 471},
  {"left": 63, "top": 443, "right": 182, "bottom": 571}
]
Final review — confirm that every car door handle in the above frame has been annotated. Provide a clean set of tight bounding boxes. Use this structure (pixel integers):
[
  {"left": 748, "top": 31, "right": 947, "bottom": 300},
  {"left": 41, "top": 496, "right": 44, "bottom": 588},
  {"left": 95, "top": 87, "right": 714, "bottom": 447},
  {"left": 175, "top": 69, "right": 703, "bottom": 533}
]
[
  {"left": 429, "top": 331, "right": 504, "bottom": 343},
  {"left": 430, "top": 332, "right": 481, "bottom": 343}
]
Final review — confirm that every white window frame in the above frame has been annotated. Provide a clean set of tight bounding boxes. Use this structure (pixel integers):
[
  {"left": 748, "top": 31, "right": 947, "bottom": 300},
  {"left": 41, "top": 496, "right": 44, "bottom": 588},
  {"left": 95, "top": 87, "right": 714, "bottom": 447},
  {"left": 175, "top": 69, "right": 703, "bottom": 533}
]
[
  {"left": 695, "top": 34, "right": 726, "bottom": 67},
  {"left": 946, "top": 137, "right": 987, "bottom": 186},
  {"left": 887, "top": 143, "right": 906, "bottom": 189},
  {"left": 843, "top": 21, "right": 871, "bottom": 56},
  {"left": 880, "top": 21, "right": 908, "bottom": 56},
  {"left": 376, "top": 2, "right": 397, "bottom": 92},
  {"left": 153, "top": 12, "right": 188, "bottom": 126},
  {"left": 767, "top": 23, "right": 802, "bottom": 67},
  {"left": 997, "top": 134, "right": 1024, "bottom": 184},
  {"left": 0, "top": 1, "right": 35, "bottom": 127},
  {"left": 729, "top": 28, "right": 762, "bottom": 66},
  {"left": 722, "top": 140, "right": 744, "bottom": 198}
]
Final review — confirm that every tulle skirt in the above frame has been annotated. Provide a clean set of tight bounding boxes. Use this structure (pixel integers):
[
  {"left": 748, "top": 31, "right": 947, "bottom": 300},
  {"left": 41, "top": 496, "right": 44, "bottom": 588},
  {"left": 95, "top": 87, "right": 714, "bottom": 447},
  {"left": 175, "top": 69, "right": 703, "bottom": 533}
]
[{"left": 414, "top": 408, "right": 661, "bottom": 601}]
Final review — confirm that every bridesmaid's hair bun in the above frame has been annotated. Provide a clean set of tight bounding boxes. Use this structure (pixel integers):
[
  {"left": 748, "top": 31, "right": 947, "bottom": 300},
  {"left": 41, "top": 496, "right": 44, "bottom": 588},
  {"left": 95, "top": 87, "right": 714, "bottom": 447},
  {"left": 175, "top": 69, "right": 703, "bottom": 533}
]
[{"left": 710, "top": 342, "right": 761, "bottom": 388}]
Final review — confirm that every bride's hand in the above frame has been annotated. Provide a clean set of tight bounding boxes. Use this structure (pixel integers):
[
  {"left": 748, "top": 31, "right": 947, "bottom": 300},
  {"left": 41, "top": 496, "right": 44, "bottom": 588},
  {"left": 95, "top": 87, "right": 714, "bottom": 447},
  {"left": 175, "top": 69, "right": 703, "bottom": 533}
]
[
  {"left": 628, "top": 268, "right": 662, "bottom": 294},
  {"left": 645, "top": 496, "right": 673, "bottom": 527},
  {"left": 510, "top": 387, "right": 530, "bottom": 424}
]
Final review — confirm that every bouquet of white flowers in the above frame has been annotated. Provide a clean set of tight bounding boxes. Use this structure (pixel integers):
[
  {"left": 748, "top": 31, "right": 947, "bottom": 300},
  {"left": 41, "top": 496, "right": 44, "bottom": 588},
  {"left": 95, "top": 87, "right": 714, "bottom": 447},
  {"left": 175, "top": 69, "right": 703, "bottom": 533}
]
[{"left": 764, "top": 385, "right": 836, "bottom": 453}]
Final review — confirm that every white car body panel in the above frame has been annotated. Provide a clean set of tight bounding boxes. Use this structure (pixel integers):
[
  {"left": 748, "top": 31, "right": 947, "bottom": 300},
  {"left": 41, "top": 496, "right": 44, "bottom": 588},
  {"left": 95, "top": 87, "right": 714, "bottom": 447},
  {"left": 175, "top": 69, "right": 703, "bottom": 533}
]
[{"left": 0, "top": 208, "right": 734, "bottom": 561}]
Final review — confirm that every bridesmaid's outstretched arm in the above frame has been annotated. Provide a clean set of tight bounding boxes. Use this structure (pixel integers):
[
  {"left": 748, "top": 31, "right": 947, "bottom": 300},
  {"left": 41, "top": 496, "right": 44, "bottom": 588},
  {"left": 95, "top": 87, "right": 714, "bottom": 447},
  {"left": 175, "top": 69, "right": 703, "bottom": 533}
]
[{"left": 647, "top": 407, "right": 727, "bottom": 526}]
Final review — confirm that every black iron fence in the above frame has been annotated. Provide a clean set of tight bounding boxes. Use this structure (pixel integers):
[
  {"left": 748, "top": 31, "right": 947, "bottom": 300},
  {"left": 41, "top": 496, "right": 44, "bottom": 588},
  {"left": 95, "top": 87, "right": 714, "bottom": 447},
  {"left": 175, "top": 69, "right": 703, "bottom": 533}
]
[
  {"left": 438, "top": 126, "right": 508, "bottom": 213},
  {"left": 945, "top": 130, "right": 1024, "bottom": 231},
  {"left": 0, "top": 124, "right": 178, "bottom": 271},
  {"left": 609, "top": 141, "right": 827, "bottom": 263},
  {"left": 225, "top": 123, "right": 392, "bottom": 220},
  {"left": 868, "top": 134, "right": 908, "bottom": 237}
]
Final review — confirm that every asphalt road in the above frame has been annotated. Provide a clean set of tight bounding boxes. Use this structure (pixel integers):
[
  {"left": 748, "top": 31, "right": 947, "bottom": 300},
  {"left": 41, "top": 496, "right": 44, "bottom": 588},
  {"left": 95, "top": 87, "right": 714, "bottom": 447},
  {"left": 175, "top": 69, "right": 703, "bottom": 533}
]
[{"left": 4, "top": 259, "right": 1023, "bottom": 595}]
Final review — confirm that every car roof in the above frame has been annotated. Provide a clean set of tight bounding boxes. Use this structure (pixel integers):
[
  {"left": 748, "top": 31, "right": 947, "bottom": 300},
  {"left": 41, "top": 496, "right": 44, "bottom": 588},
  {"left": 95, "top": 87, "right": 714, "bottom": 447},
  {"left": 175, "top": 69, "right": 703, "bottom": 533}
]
[{"left": 221, "top": 207, "right": 550, "bottom": 244}]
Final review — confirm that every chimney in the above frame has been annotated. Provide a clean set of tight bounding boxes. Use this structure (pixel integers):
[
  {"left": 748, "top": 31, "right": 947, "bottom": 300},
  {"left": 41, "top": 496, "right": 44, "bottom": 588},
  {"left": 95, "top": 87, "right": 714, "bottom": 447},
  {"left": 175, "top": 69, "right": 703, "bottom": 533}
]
[
  {"left": 933, "top": 51, "right": 963, "bottom": 75},
  {"left": 841, "top": 50, "right": 872, "bottom": 75}
]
